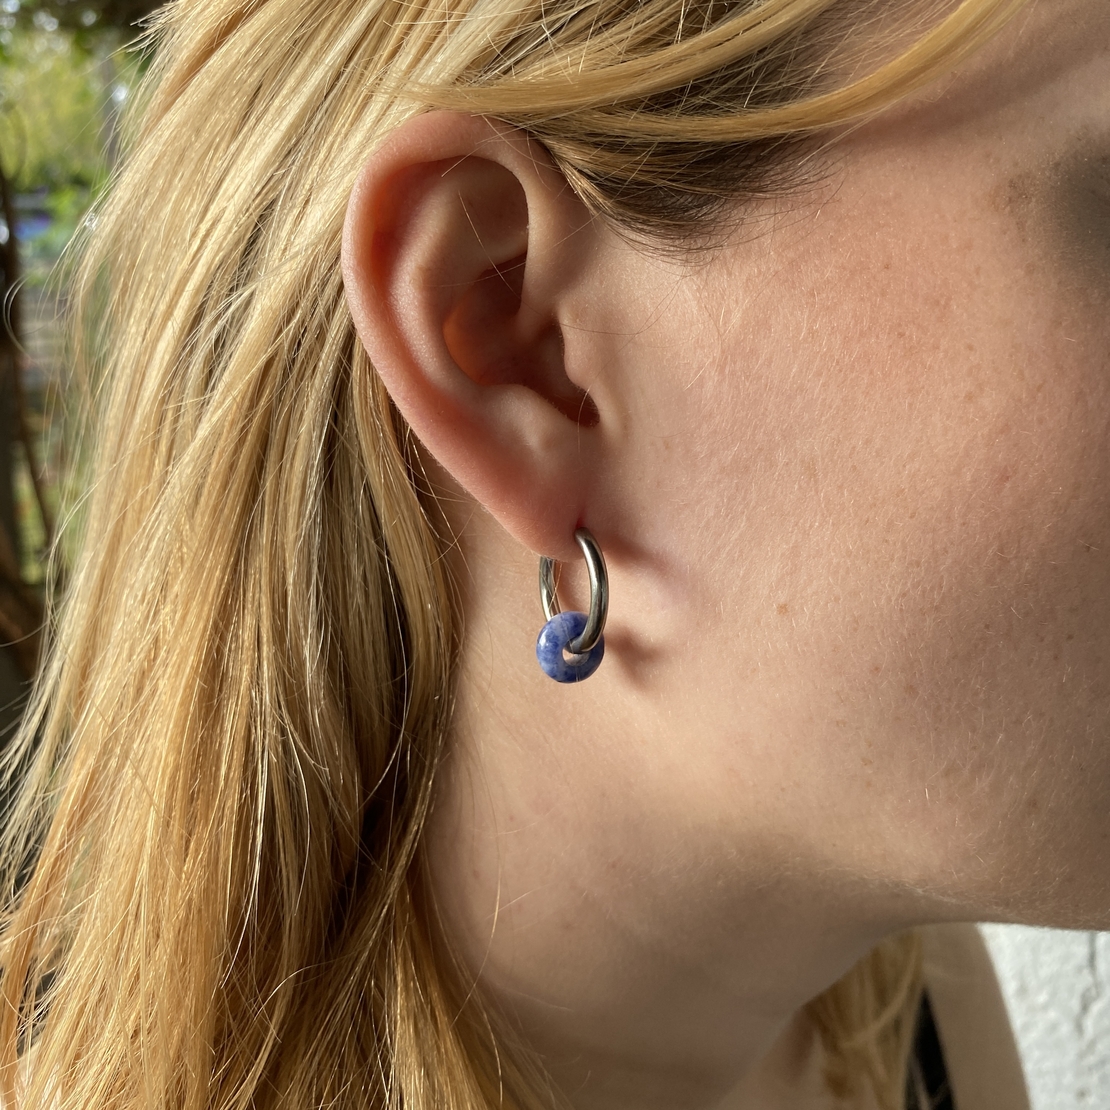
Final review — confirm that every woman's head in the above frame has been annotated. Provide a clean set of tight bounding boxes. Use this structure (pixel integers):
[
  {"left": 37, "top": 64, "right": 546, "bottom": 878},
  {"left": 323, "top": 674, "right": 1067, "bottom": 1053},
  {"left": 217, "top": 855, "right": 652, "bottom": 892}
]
[
  {"left": 376, "top": 1, "right": 1110, "bottom": 1092},
  {"left": 3, "top": 0, "right": 1106, "bottom": 1108}
]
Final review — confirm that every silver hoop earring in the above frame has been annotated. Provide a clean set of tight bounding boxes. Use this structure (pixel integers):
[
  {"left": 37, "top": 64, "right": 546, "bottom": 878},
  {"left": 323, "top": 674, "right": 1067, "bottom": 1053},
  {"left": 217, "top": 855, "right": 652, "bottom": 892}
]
[{"left": 536, "top": 528, "right": 608, "bottom": 683}]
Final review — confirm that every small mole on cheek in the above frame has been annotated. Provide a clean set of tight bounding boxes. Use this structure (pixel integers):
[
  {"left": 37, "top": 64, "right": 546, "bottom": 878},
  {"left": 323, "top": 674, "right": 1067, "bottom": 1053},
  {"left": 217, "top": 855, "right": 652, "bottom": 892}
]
[{"left": 994, "top": 169, "right": 1038, "bottom": 241}]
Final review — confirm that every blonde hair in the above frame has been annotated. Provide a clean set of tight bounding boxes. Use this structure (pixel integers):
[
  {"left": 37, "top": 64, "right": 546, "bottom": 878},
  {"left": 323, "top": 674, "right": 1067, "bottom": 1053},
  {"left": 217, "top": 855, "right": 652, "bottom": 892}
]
[{"left": 0, "top": 1, "right": 1025, "bottom": 1108}]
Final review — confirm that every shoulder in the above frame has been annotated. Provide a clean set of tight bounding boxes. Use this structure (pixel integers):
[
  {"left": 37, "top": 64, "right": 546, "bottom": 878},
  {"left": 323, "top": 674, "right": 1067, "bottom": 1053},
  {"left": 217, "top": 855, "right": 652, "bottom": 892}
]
[{"left": 919, "top": 923, "right": 1029, "bottom": 1110}]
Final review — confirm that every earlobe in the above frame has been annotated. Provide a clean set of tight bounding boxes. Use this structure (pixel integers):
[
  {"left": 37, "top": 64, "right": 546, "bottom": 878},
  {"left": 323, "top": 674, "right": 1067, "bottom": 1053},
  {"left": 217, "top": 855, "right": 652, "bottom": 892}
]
[{"left": 341, "top": 112, "right": 602, "bottom": 557}]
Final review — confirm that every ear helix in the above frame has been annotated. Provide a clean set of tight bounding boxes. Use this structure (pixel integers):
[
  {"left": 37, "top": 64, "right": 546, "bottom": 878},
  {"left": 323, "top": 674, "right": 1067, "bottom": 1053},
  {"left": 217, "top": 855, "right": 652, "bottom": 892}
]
[{"left": 536, "top": 528, "right": 608, "bottom": 682}]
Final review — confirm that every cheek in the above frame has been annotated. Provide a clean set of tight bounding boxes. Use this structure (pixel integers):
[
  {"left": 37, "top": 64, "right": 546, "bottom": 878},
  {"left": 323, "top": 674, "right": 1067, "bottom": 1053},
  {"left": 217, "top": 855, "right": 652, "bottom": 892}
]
[
  {"left": 837, "top": 172, "right": 1110, "bottom": 737},
  {"left": 688, "top": 207, "right": 1110, "bottom": 618},
  {"left": 663, "top": 174, "right": 1110, "bottom": 907}
]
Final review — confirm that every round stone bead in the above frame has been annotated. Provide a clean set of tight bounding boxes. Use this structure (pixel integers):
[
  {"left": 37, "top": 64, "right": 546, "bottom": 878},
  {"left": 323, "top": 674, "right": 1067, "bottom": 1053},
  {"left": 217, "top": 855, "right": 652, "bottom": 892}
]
[{"left": 535, "top": 610, "right": 605, "bottom": 683}]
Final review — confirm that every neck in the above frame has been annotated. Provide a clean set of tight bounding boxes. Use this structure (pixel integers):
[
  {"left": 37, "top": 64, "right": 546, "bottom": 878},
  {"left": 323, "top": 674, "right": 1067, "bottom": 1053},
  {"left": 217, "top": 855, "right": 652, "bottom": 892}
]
[
  {"left": 424, "top": 513, "right": 934, "bottom": 1110},
  {"left": 427, "top": 674, "right": 922, "bottom": 1110}
]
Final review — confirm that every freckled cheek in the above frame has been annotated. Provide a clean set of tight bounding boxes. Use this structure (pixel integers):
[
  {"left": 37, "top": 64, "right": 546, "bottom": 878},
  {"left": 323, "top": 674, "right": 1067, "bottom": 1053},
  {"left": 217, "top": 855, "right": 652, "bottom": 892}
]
[
  {"left": 960, "top": 353, "right": 1110, "bottom": 556},
  {"left": 820, "top": 317, "right": 1110, "bottom": 630},
  {"left": 926, "top": 240, "right": 1110, "bottom": 577}
]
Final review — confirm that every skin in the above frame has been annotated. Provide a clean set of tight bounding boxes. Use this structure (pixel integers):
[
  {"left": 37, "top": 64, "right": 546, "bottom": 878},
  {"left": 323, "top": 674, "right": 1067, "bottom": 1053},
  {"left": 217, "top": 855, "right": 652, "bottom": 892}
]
[{"left": 341, "top": 1, "right": 1110, "bottom": 1106}]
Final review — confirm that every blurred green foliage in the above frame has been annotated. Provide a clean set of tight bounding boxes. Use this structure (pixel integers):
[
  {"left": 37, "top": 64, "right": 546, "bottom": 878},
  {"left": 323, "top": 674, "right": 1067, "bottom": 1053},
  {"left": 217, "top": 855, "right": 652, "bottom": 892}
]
[
  {"left": 1, "top": 0, "right": 160, "bottom": 42},
  {"left": 0, "top": 11, "right": 145, "bottom": 280},
  {"left": 0, "top": 5, "right": 145, "bottom": 591},
  {"left": 0, "top": 0, "right": 156, "bottom": 208},
  {"left": 0, "top": 27, "right": 108, "bottom": 192}
]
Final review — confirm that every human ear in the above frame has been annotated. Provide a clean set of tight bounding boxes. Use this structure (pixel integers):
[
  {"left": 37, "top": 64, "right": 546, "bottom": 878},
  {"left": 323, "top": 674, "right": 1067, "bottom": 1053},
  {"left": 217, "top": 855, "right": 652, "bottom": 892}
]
[{"left": 342, "top": 112, "right": 602, "bottom": 558}]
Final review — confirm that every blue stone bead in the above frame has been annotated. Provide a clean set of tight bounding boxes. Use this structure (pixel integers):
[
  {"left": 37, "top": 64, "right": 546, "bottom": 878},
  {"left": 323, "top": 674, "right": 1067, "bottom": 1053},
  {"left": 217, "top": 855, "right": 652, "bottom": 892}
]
[{"left": 535, "top": 610, "right": 605, "bottom": 683}]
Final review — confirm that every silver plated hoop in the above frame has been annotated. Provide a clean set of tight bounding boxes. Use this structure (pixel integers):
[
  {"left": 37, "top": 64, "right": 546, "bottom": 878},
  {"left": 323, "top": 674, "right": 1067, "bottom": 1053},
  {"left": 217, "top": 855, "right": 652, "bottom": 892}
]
[
  {"left": 535, "top": 528, "right": 608, "bottom": 683},
  {"left": 539, "top": 528, "right": 608, "bottom": 653}
]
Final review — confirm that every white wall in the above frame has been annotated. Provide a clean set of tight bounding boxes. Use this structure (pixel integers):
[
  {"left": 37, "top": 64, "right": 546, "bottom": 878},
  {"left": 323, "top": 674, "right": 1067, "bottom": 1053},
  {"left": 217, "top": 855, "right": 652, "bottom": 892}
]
[{"left": 980, "top": 925, "right": 1110, "bottom": 1110}]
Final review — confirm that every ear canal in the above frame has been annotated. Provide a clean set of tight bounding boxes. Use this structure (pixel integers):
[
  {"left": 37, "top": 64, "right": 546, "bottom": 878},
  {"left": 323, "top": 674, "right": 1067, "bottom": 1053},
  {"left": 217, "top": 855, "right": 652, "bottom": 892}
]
[
  {"left": 444, "top": 254, "right": 599, "bottom": 426},
  {"left": 443, "top": 255, "right": 527, "bottom": 389},
  {"left": 438, "top": 165, "right": 599, "bottom": 428}
]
